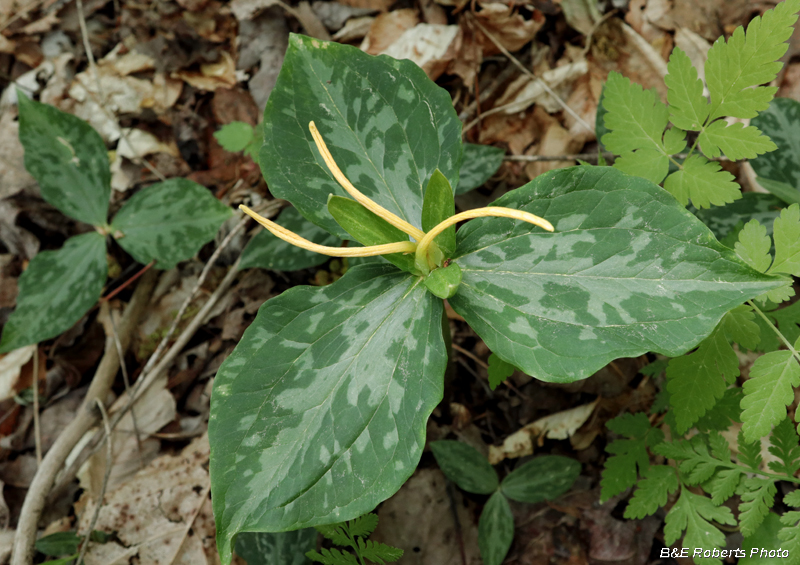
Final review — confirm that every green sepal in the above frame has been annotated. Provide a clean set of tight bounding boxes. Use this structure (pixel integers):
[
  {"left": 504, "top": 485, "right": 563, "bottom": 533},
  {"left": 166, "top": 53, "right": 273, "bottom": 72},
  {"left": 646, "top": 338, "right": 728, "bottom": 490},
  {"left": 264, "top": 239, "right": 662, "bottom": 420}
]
[
  {"left": 327, "top": 195, "right": 418, "bottom": 274},
  {"left": 110, "top": 178, "right": 232, "bottom": 269},
  {"left": 0, "top": 232, "right": 107, "bottom": 353},
  {"left": 17, "top": 92, "right": 111, "bottom": 226},
  {"left": 423, "top": 262, "right": 461, "bottom": 299},
  {"left": 421, "top": 169, "right": 456, "bottom": 257}
]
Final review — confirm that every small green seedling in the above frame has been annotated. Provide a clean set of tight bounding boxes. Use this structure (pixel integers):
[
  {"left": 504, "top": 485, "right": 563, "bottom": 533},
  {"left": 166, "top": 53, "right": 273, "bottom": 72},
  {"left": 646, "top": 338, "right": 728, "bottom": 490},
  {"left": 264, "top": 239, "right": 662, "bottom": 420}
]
[
  {"left": 307, "top": 513, "right": 402, "bottom": 565},
  {"left": 431, "top": 440, "right": 581, "bottom": 565}
]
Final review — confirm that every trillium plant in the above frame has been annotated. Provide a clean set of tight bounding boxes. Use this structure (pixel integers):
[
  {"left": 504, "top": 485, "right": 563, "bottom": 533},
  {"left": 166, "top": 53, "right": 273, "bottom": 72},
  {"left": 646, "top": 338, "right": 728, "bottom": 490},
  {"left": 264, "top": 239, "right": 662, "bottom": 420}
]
[{"left": 207, "top": 34, "right": 789, "bottom": 562}]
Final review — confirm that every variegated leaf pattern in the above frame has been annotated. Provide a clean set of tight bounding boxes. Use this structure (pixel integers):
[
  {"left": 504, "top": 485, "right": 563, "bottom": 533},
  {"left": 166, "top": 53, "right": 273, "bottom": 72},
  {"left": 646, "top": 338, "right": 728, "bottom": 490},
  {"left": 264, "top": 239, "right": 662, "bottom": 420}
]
[
  {"left": 692, "top": 193, "right": 784, "bottom": 241},
  {"left": 110, "top": 178, "right": 232, "bottom": 269},
  {"left": 0, "top": 233, "right": 106, "bottom": 353},
  {"left": 751, "top": 97, "right": 800, "bottom": 200},
  {"left": 239, "top": 207, "right": 341, "bottom": 271},
  {"left": 456, "top": 143, "right": 505, "bottom": 195},
  {"left": 17, "top": 93, "right": 110, "bottom": 227},
  {"left": 209, "top": 264, "right": 446, "bottom": 564},
  {"left": 235, "top": 529, "right": 316, "bottom": 565},
  {"left": 449, "top": 167, "right": 784, "bottom": 383},
  {"left": 261, "top": 34, "right": 462, "bottom": 238}
]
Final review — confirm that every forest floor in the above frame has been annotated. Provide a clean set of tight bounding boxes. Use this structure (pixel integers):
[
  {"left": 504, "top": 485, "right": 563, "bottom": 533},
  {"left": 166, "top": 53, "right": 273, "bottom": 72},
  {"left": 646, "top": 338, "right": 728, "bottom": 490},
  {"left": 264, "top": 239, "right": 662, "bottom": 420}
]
[{"left": 1, "top": 0, "right": 800, "bottom": 563}]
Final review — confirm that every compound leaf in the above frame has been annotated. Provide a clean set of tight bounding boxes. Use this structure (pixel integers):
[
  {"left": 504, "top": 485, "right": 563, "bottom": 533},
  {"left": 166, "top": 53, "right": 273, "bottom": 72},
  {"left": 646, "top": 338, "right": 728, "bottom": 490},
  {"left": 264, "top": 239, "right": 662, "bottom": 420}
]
[
  {"left": 449, "top": 167, "right": 783, "bottom": 384},
  {"left": 601, "top": 72, "right": 668, "bottom": 155},
  {"left": 750, "top": 97, "right": 800, "bottom": 198},
  {"left": 707, "top": 468, "right": 743, "bottom": 505},
  {"left": 17, "top": 93, "right": 110, "bottom": 226},
  {"left": 739, "top": 477, "right": 777, "bottom": 537},
  {"left": 697, "top": 120, "right": 776, "bottom": 160},
  {"left": 695, "top": 387, "right": 744, "bottom": 432},
  {"left": 769, "top": 203, "right": 800, "bottom": 277},
  {"left": 261, "top": 34, "right": 461, "bottom": 239},
  {"left": 240, "top": 207, "right": 342, "bottom": 271},
  {"left": 487, "top": 353, "right": 515, "bottom": 390},
  {"left": 738, "top": 431, "right": 764, "bottom": 470},
  {"left": 705, "top": 0, "right": 800, "bottom": 121},
  {"left": 767, "top": 417, "right": 800, "bottom": 476},
  {"left": 735, "top": 219, "right": 772, "bottom": 273},
  {"left": 663, "top": 489, "right": 735, "bottom": 559},
  {"left": 209, "top": 264, "right": 445, "bottom": 565},
  {"left": 612, "top": 149, "right": 668, "bottom": 185},
  {"left": 0, "top": 233, "right": 106, "bottom": 353},
  {"left": 741, "top": 350, "right": 800, "bottom": 442},
  {"left": 601, "top": 413, "right": 664, "bottom": 501},
  {"left": 214, "top": 121, "right": 254, "bottom": 152},
  {"left": 500, "top": 455, "right": 580, "bottom": 504},
  {"left": 478, "top": 492, "right": 514, "bottom": 565},
  {"left": 111, "top": 178, "right": 233, "bottom": 269},
  {"left": 307, "top": 548, "right": 358, "bottom": 565},
  {"left": 430, "top": 440, "right": 498, "bottom": 495},
  {"left": 665, "top": 46, "right": 709, "bottom": 131},
  {"left": 235, "top": 530, "right": 316, "bottom": 565},
  {"left": 356, "top": 539, "right": 403, "bottom": 564},
  {"left": 456, "top": 143, "right": 504, "bottom": 194},
  {"left": 347, "top": 514, "right": 379, "bottom": 538},
  {"left": 624, "top": 465, "right": 679, "bottom": 519},
  {"left": 663, "top": 155, "right": 740, "bottom": 209}
]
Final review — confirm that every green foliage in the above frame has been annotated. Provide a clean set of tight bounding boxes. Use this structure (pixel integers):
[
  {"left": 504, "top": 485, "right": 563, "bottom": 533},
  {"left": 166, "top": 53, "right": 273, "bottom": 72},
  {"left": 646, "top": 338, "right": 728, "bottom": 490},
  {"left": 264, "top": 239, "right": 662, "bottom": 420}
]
[
  {"left": 235, "top": 530, "right": 316, "bottom": 565},
  {"left": 430, "top": 440, "right": 499, "bottom": 494},
  {"left": 692, "top": 193, "right": 783, "bottom": 244},
  {"left": 741, "top": 350, "right": 800, "bottom": 442},
  {"left": 215, "top": 121, "right": 263, "bottom": 164},
  {"left": 500, "top": 456, "right": 581, "bottom": 503},
  {"left": 600, "top": 413, "right": 664, "bottom": 501},
  {"left": 751, "top": 97, "right": 800, "bottom": 203},
  {"left": 768, "top": 417, "right": 800, "bottom": 476},
  {"left": 487, "top": 353, "right": 515, "bottom": 390},
  {"left": 601, "top": 0, "right": 800, "bottom": 209},
  {"left": 35, "top": 532, "right": 82, "bottom": 556},
  {"left": 421, "top": 170, "right": 456, "bottom": 257},
  {"left": 422, "top": 262, "right": 462, "bottom": 299},
  {"left": 664, "top": 489, "right": 736, "bottom": 561},
  {"left": 739, "top": 478, "right": 777, "bottom": 537},
  {"left": 307, "top": 513, "right": 401, "bottom": 565},
  {"left": 478, "top": 492, "right": 514, "bottom": 565},
  {"left": 456, "top": 143, "right": 505, "bottom": 194},
  {"left": 624, "top": 465, "right": 679, "bottom": 519}
]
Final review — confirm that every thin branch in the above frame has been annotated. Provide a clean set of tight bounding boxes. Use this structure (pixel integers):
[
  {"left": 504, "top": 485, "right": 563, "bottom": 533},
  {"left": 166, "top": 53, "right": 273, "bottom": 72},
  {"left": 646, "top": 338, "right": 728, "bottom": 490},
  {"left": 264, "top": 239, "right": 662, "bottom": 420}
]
[
  {"left": 32, "top": 347, "right": 42, "bottom": 466},
  {"left": 459, "top": 64, "right": 518, "bottom": 122},
  {"left": 75, "top": 400, "right": 113, "bottom": 565},
  {"left": 108, "top": 309, "right": 144, "bottom": 470}
]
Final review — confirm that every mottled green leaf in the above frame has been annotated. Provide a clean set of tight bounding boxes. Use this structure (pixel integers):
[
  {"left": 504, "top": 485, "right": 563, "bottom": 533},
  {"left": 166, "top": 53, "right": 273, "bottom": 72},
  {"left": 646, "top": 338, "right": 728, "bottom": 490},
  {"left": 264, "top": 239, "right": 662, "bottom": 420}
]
[
  {"left": 704, "top": 0, "right": 800, "bottom": 121},
  {"left": 751, "top": 97, "right": 800, "bottom": 198},
  {"left": 0, "top": 232, "right": 106, "bottom": 353},
  {"left": 500, "top": 455, "right": 580, "bottom": 503},
  {"left": 697, "top": 120, "right": 776, "bottom": 160},
  {"left": 741, "top": 350, "right": 800, "bottom": 442},
  {"left": 421, "top": 169, "right": 455, "bottom": 257},
  {"left": 693, "top": 193, "right": 783, "bottom": 242},
  {"left": 757, "top": 176, "right": 800, "bottom": 205},
  {"left": 423, "top": 262, "right": 461, "bottom": 299},
  {"left": 448, "top": 167, "right": 782, "bottom": 384},
  {"left": 665, "top": 47, "right": 709, "bottom": 131},
  {"left": 240, "top": 207, "right": 341, "bottom": 271},
  {"left": 456, "top": 143, "right": 504, "bottom": 194},
  {"left": 327, "top": 196, "right": 416, "bottom": 273},
  {"left": 430, "top": 440, "right": 498, "bottom": 495},
  {"left": 478, "top": 492, "right": 514, "bottom": 565},
  {"left": 236, "top": 530, "right": 316, "bottom": 565},
  {"left": 209, "top": 264, "right": 445, "bottom": 564},
  {"left": 624, "top": 465, "right": 679, "bottom": 519},
  {"left": 17, "top": 93, "right": 110, "bottom": 226},
  {"left": 111, "top": 178, "right": 232, "bottom": 269},
  {"left": 663, "top": 155, "right": 740, "bottom": 209},
  {"left": 261, "top": 34, "right": 462, "bottom": 238},
  {"left": 35, "top": 532, "right": 81, "bottom": 556},
  {"left": 215, "top": 122, "right": 254, "bottom": 152}
]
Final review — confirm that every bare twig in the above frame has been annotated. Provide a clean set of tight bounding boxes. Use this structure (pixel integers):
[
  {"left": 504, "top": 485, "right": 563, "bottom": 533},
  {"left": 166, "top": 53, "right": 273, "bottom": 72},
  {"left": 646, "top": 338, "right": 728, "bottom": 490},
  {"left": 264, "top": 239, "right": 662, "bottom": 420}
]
[
  {"left": 11, "top": 269, "right": 158, "bottom": 565},
  {"left": 75, "top": 400, "right": 114, "bottom": 565},
  {"left": 459, "top": 64, "right": 518, "bottom": 122},
  {"left": 470, "top": 16, "right": 594, "bottom": 134},
  {"left": 31, "top": 347, "right": 42, "bottom": 466},
  {"left": 108, "top": 310, "right": 144, "bottom": 470},
  {"left": 451, "top": 343, "right": 488, "bottom": 369}
]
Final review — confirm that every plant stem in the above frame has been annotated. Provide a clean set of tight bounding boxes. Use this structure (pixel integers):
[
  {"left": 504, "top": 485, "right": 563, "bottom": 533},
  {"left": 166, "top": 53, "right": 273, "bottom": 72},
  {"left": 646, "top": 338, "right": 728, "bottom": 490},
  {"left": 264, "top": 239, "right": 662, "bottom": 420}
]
[{"left": 748, "top": 300, "right": 800, "bottom": 365}]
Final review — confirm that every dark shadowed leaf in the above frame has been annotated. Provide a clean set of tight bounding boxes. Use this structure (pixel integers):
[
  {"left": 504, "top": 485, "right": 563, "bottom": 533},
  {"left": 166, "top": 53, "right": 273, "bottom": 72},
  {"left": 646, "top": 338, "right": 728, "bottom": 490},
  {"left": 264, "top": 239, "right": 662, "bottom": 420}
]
[
  {"left": 111, "top": 178, "right": 232, "bottom": 269},
  {"left": 17, "top": 93, "right": 110, "bottom": 226},
  {"left": 209, "top": 264, "right": 445, "bottom": 564},
  {"left": 456, "top": 144, "right": 504, "bottom": 195},
  {"left": 235, "top": 529, "right": 316, "bottom": 565},
  {"left": 35, "top": 531, "right": 81, "bottom": 556},
  {"left": 478, "top": 492, "right": 514, "bottom": 565},
  {"left": 0, "top": 232, "right": 106, "bottom": 353},
  {"left": 430, "top": 440, "right": 498, "bottom": 494},
  {"left": 692, "top": 193, "right": 784, "bottom": 242},
  {"left": 751, "top": 97, "right": 800, "bottom": 201},
  {"left": 260, "top": 34, "right": 462, "bottom": 238},
  {"left": 500, "top": 456, "right": 580, "bottom": 503},
  {"left": 240, "top": 207, "right": 341, "bottom": 271},
  {"left": 449, "top": 166, "right": 784, "bottom": 383}
]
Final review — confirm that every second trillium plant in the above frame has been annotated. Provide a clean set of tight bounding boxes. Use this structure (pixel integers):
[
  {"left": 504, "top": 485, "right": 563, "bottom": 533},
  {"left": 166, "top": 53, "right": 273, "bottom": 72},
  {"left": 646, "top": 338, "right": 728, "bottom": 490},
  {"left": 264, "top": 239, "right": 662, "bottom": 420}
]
[{"left": 208, "top": 35, "right": 784, "bottom": 562}]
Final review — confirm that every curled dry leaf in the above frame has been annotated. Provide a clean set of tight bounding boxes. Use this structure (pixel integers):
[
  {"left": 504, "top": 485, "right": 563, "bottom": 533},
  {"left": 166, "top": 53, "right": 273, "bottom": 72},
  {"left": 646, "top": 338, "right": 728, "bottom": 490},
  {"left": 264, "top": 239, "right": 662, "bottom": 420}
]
[
  {"left": 0, "top": 111, "right": 36, "bottom": 200},
  {"left": 0, "top": 344, "right": 35, "bottom": 402},
  {"left": 496, "top": 59, "right": 589, "bottom": 114},
  {"left": 488, "top": 399, "right": 599, "bottom": 464},
  {"left": 473, "top": 3, "right": 545, "bottom": 55},
  {"left": 360, "top": 8, "right": 419, "bottom": 54},
  {"left": 332, "top": 15, "right": 374, "bottom": 42},
  {"left": 381, "top": 23, "right": 461, "bottom": 80},
  {"left": 174, "top": 51, "right": 238, "bottom": 91}
]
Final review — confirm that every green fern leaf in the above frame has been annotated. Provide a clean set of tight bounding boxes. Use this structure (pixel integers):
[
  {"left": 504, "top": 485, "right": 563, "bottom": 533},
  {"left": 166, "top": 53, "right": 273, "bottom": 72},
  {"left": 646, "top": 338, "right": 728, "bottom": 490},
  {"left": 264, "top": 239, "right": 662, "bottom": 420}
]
[
  {"left": 767, "top": 417, "right": 800, "bottom": 476},
  {"left": 601, "top": 413, "right": 664, "bottom": 501},
  {"left": 722, "top": 304, "right": 761, "bottom": 351},
  {"left": 739, "top": 477, "right": 777, "bottom": 537},
  {"left": 785, "top": 490, "right": 800, "bottom": 507},
  {"left": 347, "top": 514, "right": 379, "bottom": 538},
  {"left": 487, "top": 353, "right": 516, "bottom": 390},
  {"left": 738, "top": 431, "right": 764, "bottom": 470},
  {"left": 707, "top": 468, "right": 743, "bottom": 505},
  {"left": 624, "top": 465, "right": 679, "bottom": 519},
  {"left": 601, "top": 72, "right": 668, "bottom": 155},
  {"left": 705, "top": 0, "right": 800, "bottom": 121},
  {"left": 665, "top": 47, "right": 709, "bottom": 131},
  {"left": 695, "top": 387, "right": 743, "bottom": 432},
  {"left": 307, "top": 548, "right": 359, "bottom": 565},
  {"left": 663, "top": 489, "right": 735, "bottom": 557},
  {"left": 356, "top": 539, "right": 403, "bottom": 564},
  {"left": 698, "top": 121, "right": 776, "bottom": 160},
  {"left": 735, "top": 219, "right": 773, "bottom": 272},
  {"left": 769, "top": 203, "right": 800, "bottom": 277},
  {"left": 708, "top": 431, "right": 731, "bottom": 461},
  {"left": 741, "top": 350, "right": 800, "bottom": 442},
  {"left": 663, "top": 155, "right": 739, "bottom": 208},
  {"left": 315, "top": 524, "right": 351, "bottom": 547}
]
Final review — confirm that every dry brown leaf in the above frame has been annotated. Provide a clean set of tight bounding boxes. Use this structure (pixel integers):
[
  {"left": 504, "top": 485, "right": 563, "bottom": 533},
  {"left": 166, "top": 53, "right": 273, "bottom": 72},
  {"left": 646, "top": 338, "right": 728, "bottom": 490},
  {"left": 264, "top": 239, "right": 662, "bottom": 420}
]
[
  {"left": 174, "top": 51, "right": 237, "bottom": 91},
  {"left": 479, "top": 107, "right": 540, "bottom": 155},
  {"left": 295, "top": 0, "right": 332, "bottom": 40},
  {"left": 559, "top": 0, "right": 602, "bottom": 35},
  {"left": 381, "top": 23, "right": 460, "bottom": 80},
  {"left": 338, "top": 0, "right": 392, "bottom": 11},
  {"left": 0, "top": 111, "right": 36, "bottom": 200},
  {"left": 0, "top": 34, "right": 15, "bottom": 54},
  {"left": 564, "top": 73, "right": 602, "bottom": 143},
  {"left": 332, "top": 15, "right": 374, "bottom": 42},
  {"left": 488, "top": 399, "right": 598, "bottom": 464},
  {"left": 496, "top": 59, "right": 588, "bottom": 114},
  {"left": 474, "top": 3, "right": 544, "bottom": 54},
  {"left": 360, "top": 8, "right": 419, "bottom": 55},
  {"left": 99, "top": 47, "right": 156, "bottom": 76},
  {"left": 229, "top": 0, "right": 279, "bottom": 21},
  {"left": 0, "top": 344, "right": 35, "bottom": 402}
]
